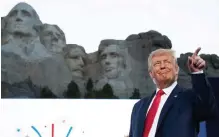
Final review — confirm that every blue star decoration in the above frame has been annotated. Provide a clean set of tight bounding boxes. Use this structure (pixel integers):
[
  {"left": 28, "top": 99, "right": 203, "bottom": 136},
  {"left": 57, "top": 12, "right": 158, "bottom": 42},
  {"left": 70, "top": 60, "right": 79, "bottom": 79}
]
[{"left": 17, "top": 128, "right": 21, "bottom": 132}]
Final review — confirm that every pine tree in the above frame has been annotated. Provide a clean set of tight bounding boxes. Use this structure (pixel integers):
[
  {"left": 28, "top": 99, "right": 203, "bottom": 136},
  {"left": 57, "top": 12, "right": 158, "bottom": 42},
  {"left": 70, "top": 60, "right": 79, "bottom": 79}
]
[
  {"left": 102, "top": 83, "right": 113, "bottom": 98},
  {"left": 65, "top": 81, "right": 81, "bottom": 98},
  {"left": 86, "top": 78, "right": 93, "bottom": 91},
  {"left": 93, "top": 89, "right": 102, "bottom": 98},
  {"left": 84, "top": 78, "right": 96, "bottom": 98},
  {"left": 40, "top": 86, "right": 57, "bottom": 98},
  {"left": 130, "top": 88, "right": 141, "bottom": 99},
  {"left": 99, "top": 83, "right": 118, "bottom": 99}
]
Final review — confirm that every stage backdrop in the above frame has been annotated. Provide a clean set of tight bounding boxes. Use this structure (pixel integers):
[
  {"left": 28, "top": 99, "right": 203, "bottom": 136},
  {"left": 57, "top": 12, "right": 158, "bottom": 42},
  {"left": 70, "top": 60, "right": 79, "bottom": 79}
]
[
  {"left": 0, "top": 99, "right": 138, "bottom": 137},
  {"left": 0, "top": 99, "right": 213, "bottom": 137}
]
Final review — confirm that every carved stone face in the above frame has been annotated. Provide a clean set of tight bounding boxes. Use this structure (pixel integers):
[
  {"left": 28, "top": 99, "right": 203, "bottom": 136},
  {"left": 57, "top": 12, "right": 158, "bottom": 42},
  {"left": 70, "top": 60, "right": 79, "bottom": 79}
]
[
  {"left": 5, "top": 3, "right": 38, "bottom": 35},
  {"left": 100, "top": 44, "right": 124, "bottom": 79},
  {"left": 40, "top": 25, "right": 66, "bottom": 53},
  {"left": 65, "top": 47, "right": 86, "bottom": 78}
]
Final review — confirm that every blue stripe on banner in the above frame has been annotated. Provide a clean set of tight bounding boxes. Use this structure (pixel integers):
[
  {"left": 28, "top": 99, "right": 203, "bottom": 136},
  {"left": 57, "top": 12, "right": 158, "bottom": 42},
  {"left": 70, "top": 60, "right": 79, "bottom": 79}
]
[{"left": 198, "top": 122, "right": 207, "bottom": 137}]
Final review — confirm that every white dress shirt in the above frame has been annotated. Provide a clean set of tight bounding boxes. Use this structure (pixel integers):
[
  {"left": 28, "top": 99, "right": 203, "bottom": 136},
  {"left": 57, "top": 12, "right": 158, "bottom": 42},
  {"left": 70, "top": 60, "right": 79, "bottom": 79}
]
[
  {"left": 146, "top": 81, "right": 177, "bottom": 137},
  {"left": 146, "top": 70, "right": 203, "bottom": 137}
]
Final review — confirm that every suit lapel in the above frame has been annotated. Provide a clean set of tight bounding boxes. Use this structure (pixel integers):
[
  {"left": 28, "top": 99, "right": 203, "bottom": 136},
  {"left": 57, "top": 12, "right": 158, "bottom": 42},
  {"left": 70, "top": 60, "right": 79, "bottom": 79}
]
[
  {"left": 137, "top": 91, "right": 156, "bottom": 136},
  {"left": 156, "top": 84, "right": 182, "bottom": 131}
]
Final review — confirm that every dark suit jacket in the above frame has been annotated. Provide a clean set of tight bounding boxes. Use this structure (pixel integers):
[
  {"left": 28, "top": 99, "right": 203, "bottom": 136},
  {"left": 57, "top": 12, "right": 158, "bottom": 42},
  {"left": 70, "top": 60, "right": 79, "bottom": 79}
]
[
  {"left": 129, "top": 74, "right": 217, "bottom": 137},
  {"left": 205, "top": 77, "right": 219, "bottom": 137}
]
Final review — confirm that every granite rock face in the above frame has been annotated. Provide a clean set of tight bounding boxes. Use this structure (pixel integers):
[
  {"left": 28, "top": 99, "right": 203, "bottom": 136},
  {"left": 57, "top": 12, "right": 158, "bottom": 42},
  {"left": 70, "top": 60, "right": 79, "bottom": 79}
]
[
  {"left": 84, "top": 31, "right": 173, "bottom": 97},
  {"left": 38, "top": 23, "right": 66, "bottom": 54},
  {"left": 1, "top": 80, "right": 41, "bottom": 98},
  {"left": 1, "top": 2, "right": 219, "bottom": 98},
  {"left": 177, "top": 53, "right": 219, "bottom": 76},
  {"left": 1, "top": 52, "right": 72, "bottom": 97},
  {"left": 90, "top": 39, "right": 134, "bottom": 98},
  {"left": 1, "top": 2, "right": 72, "bottom": 97},
  {"left": 1, "top": 2, "right": 50, "bottom": 61},
  {"left": 124, "top": 30, "right": 172, "bottom": 97},
  {"left": 177, "top": 68, "right": 192, "bottom": 88},
  {"left": 177, "top": 53, "right": 219, "bottom": 88},
  {"left": 126, "top": 30, "right": 172, "bottom": 49},
  {"left": 1, "top": 16, "right": 8, "bottom": 45}
]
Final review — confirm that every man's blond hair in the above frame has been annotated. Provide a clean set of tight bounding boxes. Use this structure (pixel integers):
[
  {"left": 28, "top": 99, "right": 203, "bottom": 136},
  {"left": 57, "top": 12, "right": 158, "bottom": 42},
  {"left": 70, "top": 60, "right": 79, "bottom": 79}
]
[{"left": 148, "top": 48, "right": 178, "bottom": 72}]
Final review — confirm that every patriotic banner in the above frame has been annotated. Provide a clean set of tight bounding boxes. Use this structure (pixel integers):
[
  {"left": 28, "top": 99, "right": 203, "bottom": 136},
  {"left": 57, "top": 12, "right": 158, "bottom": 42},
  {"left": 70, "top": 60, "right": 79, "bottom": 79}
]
[{"left": 0, "top": 99, "right": 137, "bottom": 137}]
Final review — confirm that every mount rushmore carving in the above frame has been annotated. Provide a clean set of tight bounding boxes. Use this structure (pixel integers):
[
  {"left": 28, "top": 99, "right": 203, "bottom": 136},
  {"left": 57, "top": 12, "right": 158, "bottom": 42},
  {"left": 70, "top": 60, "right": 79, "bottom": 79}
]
[{"left": 2, "top": 2, "right": 219, "bottom": 98}]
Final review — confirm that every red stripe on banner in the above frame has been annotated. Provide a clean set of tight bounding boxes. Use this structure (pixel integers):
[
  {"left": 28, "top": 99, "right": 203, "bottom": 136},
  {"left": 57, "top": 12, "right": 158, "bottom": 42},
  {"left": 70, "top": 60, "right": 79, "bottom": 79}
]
[{"left": 52, "top": 124, "right": 54, "bottom": 137}]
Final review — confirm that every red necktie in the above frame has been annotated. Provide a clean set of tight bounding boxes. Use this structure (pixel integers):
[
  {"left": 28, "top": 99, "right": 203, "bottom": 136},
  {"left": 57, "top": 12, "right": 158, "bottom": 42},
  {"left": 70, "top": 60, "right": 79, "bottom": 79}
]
[{"left": 143, "top": 89, "right": 165, "bottom": 137}]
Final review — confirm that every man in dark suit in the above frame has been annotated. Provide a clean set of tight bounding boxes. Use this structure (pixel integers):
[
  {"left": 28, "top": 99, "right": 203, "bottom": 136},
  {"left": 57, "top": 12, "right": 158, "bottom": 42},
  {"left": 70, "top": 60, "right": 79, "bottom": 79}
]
[
  {"left": 205, "top": 77, "right": 219, "bottom": 137},
  {"left": 129, "top": 47, "right": 217, "bottom": 137},
  {"left": 197, "top": 77, "right": 219, "bottom": 137}
]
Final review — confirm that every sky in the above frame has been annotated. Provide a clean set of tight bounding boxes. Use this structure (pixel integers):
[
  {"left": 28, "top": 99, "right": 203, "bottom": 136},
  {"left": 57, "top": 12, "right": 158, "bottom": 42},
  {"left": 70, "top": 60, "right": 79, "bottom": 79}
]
[{"left": 1, "top": 0, "right": 219, "bottom": 57}]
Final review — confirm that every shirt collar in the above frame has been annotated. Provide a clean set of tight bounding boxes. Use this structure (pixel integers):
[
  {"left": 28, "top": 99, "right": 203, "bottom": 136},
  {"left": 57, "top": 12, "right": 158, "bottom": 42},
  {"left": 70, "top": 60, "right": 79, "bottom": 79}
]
[{"left": 156, "top": 81, "right": 177, "bottom": 96}]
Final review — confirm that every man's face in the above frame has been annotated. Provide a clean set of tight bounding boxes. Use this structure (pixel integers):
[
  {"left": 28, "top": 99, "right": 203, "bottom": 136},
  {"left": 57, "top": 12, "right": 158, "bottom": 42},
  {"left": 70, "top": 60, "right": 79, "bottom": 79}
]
[
  {"left": 65, "top": 47, "right": 86, "bottom": 78},
  {"left": 149, "top": 53, "right": 178, "bottom": 87},
  {"left": 6, "top": 3, "right": 36, "bottom": 35},
  {"left": 40, "top": 25, "right": 65, "bottom": 53},
  {"left": 100, "top": 44, "right": 124, "bottom": 79}
]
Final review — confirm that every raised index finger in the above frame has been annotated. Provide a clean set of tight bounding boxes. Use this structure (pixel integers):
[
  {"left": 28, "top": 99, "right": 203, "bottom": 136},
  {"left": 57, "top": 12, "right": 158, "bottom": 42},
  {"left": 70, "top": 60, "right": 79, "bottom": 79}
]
[{"left": 193, "top": 47, "right": 201, "bottom": 56}]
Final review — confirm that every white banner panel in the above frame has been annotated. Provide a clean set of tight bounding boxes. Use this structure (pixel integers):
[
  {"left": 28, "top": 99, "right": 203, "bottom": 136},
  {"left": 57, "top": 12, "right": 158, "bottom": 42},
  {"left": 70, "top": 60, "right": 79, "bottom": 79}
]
[{"left": 0, "top": 99, "right": 138, "bottom": 137}]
